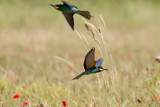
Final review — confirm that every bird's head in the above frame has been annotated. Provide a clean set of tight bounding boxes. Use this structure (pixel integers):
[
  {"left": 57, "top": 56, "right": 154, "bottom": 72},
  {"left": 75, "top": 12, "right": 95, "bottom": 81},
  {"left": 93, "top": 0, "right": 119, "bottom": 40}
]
[
  {"left": 50, "top": 4, "right": 60, "bottom": 10},
  {"left": 97, "top": 66, "right": 108, "bottom": 72}
]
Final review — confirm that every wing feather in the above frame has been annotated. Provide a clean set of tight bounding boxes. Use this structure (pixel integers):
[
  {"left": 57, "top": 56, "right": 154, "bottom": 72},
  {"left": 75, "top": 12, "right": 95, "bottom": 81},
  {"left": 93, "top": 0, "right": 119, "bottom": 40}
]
[
  {"left": 84, "top": 48, "right": 96, "bottom": 70},
  {"left": 95, "top": 58, "right": 103, "bottom": 67},
  {"left": 62, "top": 12, "right": 74, "bottom": 30}
]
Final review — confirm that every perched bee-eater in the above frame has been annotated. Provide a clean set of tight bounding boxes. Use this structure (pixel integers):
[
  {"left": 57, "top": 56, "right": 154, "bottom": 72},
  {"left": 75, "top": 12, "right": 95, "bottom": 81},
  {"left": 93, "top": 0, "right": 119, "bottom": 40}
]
[
  {"left": 50, "top": 1, "right": 92, "bottom": 30},
  {"left": 73, "top": 48, "right": 108, "bottom": 80}
]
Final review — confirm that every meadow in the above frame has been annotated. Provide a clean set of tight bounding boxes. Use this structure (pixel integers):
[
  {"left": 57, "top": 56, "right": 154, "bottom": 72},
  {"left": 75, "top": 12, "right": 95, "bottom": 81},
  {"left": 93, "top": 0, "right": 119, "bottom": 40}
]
[{"left": 0, "top": 0, "right": 160, "bottom": 106}]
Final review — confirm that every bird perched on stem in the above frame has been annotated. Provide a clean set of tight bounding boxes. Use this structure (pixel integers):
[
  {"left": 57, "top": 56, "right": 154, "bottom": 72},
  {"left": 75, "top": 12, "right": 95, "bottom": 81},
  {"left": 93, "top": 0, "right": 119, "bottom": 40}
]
[
  {"left": 73, "top": 48, "right": 108, "bottom": 80},
  {"left": 50, "top": 1, "right": 92, "bottom": 30}
]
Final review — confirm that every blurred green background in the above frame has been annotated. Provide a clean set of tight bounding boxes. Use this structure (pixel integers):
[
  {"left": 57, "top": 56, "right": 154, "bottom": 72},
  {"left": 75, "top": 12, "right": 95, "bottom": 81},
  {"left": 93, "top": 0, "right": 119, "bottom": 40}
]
[
  {"left": 1, "top": 0, "right": 160, "bottom": 30},
  {"left": 0, "top": 0, "right": 160, "bottom": 106}
]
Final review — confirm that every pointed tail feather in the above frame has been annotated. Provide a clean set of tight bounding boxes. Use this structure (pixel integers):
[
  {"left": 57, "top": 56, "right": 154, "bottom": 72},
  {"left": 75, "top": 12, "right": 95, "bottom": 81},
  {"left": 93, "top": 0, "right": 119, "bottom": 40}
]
[
  {"left": 72, "top": 72, "right": 86, "bottom": 80},
  {"left": 77, "top": 11, "right": 92, "bottom": 20}
]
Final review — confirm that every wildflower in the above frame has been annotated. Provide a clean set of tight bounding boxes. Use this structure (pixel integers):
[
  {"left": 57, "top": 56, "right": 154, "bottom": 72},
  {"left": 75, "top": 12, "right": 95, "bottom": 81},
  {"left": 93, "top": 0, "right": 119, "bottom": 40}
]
[
  {"left": 67, "top": 65, "right": 75, "bottom": 70},
  {"left": 26, "top": 47, "right": 31, "bottom": 53},
  {"left": 8, "top": 77, "right": 17, "bottom": 83},
  {"left": 62, "top": 100, "right": 67, "bottom": 106},
  {"left": 137, "top": 99, "right": 141, "bottom": 103},
  {"left": 13, "top": 93, "right": 20, "bottom": 99},
  {"left": 127, "top": 54, "right": 133, "bottom": 61},
  {"left": 155, "top": 95, "right": 159, "bottom": 99},
  {"left": 23, "top": 102, "right": 28, "bottom": 106},
  {"left": 141, "top": 67, "right": 145, "bottom": 71},
  {"left": 116, "top": 101, "right": 120, "bottom": 106},
  {"left": 70, "top": 53, "right": 80, "bottom": 60}
]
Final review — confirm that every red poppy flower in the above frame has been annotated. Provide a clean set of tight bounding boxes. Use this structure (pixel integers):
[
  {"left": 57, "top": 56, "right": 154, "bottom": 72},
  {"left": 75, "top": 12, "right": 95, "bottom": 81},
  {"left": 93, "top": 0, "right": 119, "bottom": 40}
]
[
  {"left": 67, "top": 65, "right": 75, "bottom": 70},
  {"left": 23, "top": 102, "right": 28, "bottom": 106},
  {"left": 137, "top": 99, "right": 141, "bottom": 103},
  {"left": 155, "top": 95, "right": 159, "bottom": 99},
  {"left": 62, "top": 100, "right": 67, "bottom": 106},
  {"left": 13, "top": 93, "right": 20, "bottom": 99},
  {"left": 127, "top": 54, "right": 133, "bottom": 61},
  {"left": 26, "top": 47, "right": 31, "bottom": 53}
]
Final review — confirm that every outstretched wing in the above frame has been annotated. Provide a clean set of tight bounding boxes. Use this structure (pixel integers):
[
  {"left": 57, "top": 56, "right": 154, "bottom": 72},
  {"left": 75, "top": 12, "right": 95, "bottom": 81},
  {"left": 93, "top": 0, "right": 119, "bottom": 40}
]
[
  {"left": 62, "top": 12, "right": 74, "bottom": 30},
  {"left": 62, "top": 1, "right": 77, "bottom": 8},
  {"left": 84, "top": 48, "right": 96, "bottom": 70},
  {"left": 96, "top": 58, "right": 103, "bottom": 67}
]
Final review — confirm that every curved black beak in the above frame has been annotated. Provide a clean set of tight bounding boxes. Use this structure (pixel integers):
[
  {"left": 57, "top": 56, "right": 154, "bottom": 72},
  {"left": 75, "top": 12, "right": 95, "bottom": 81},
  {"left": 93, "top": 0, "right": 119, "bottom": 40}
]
[
  {"left": 103, "top": 68, "right": 108, "bottom": 71},
  {"left": 99, "top": 67, "right": 108, "bottom": 71},
  {"left": 49, "top": 4, "right": 56, "bottom": 7}
]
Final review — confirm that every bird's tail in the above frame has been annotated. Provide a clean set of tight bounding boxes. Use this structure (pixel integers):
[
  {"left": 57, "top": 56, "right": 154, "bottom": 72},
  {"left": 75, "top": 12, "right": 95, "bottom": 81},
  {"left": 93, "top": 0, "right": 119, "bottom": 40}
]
[
  {"left": 77, "top": 11, "right": 92, "bottom": 20},
  {"left": 72, "top": 72, "right": 86, "bottom": 80}
]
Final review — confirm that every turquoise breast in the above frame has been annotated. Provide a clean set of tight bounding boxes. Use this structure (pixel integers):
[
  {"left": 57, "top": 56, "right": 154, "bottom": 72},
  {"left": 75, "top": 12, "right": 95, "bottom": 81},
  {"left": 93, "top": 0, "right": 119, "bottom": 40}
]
[
  {"left": 86, "top": 68, "right": 100, "bottom": 75},
  {"left": 59, "top": 6, "right": 74, "bottom": 13}
]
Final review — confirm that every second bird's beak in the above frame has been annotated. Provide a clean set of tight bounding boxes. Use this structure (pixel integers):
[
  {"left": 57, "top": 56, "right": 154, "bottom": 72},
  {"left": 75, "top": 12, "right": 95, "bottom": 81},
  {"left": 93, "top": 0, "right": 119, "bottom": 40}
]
[
  {"left": 99, "top": 68, "right": 108, "bottom": 71},
  {"left": 49, "top": 4, "right": 59, "bottom": 9}
]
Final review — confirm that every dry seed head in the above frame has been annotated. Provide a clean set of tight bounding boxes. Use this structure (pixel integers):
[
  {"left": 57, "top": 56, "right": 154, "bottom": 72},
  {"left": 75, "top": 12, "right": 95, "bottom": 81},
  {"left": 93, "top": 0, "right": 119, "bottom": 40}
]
[
  {"left": 84, "top": 23, "right": 89, "bottom": 31},
  {"left": 54, "top": 56, "right": 74, "bottom": 67},
  {"left": 83, "top": 19, "right": 97, "bottom": 31},
  {"left": 99, "top": 14, "right": 106, "bottom": 28},
  {"left": 75, "top": 30, "right": 82, "bottom": 40},
  {"left": 155, "top": 56, "right": 160, "bottom": 63}
]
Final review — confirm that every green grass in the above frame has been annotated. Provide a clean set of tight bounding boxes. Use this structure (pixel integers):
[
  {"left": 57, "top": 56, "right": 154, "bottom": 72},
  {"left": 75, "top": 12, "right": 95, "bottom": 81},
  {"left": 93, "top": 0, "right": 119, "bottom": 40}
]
[
  {"left": 1, "top": 0, "right": 160, "bottom": 29},
  {"left": 0, "top": 0, "right": 160, "bottom": 106}
]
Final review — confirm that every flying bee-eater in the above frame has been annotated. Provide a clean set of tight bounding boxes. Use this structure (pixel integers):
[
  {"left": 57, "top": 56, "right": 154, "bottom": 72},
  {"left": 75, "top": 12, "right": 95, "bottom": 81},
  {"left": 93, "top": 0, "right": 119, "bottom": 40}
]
[
  {"left": 72, "top": 48, "right": 108, "bottom": 80},
  {"left": 50, "top": 1, "right": 92, "bottom": 30}
]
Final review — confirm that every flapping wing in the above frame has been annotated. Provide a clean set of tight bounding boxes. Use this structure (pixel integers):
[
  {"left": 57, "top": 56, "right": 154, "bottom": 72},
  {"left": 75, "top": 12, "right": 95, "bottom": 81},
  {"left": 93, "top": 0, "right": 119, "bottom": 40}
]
[
  {"left": 62, "top": 12, "right": 74, "bottom": 30},
  {"left": 84, "top": 48, "right": 96, "bottom": 70},
  {"left": 96, "top": 58, "right": 103, "bottom": 67}
]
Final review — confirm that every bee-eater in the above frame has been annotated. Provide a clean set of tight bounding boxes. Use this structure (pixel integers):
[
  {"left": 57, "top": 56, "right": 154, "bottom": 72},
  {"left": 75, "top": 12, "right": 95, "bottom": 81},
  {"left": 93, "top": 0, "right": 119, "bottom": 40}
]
[
  {"left": 72, "top": 48, "right": 108, "bottom": 80},
  {"left": 50, "top": 1, "right": 92, "bottom": 30}
]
